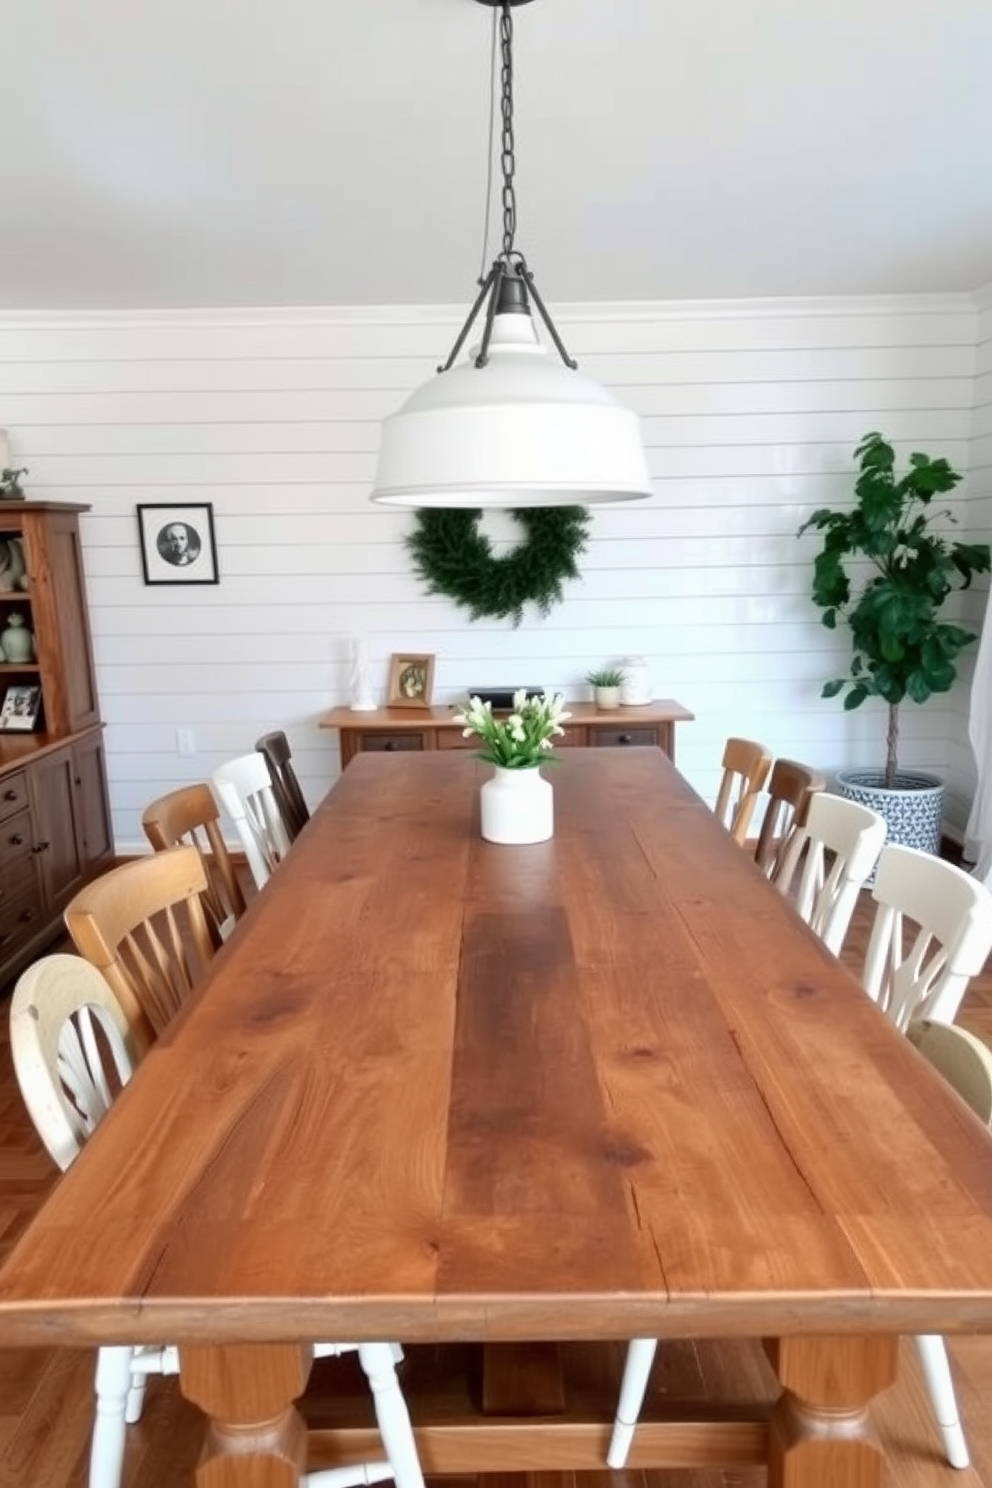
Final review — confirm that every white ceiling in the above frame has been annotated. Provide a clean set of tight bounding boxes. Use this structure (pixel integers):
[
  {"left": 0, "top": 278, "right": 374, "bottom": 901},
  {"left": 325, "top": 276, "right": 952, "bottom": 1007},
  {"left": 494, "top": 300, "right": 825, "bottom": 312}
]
[{"left": 4, "top": 0, "right": 992, "bottom": 311}]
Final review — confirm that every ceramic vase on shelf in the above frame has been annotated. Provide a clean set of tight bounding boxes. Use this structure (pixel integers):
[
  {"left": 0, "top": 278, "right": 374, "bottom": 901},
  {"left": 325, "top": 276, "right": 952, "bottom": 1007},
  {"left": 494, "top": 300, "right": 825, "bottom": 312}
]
[
  {"left": 480, "top": 765, "right": 554, "bottom": 845},
  {"left": 0, "top": 612, "right": 33, "bottom": 663}
]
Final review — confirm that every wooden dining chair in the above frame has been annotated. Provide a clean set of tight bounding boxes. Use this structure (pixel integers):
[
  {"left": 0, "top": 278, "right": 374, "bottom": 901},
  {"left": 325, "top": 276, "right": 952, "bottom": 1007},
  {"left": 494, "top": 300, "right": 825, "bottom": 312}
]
[
  {"left": 753, "top": 757, "right": 826, "bottom": 882},
  {"left": 862, "top": 843, "right": 992, "bottom": 1030},
  {"left": 212, "top": 752, "right": 292, "bottom": 890},
  {"left": 141, "top": 781, "right": 248, "bottom": 939},
  {"left": 713, "top": 737, "right": 773, "bottom": 845},
  {"left": 775, "top": 791, "right": 888, "bottom": 955},
  {"left": 64, "top": 844, "right": 217, "bottom": 1058},
  {"left": 9, "top": 954, "right": 427, "bottom": 1488},
  {"left": 256, "top": 729, "right": 310, "bottom": 842},
  {"left": 904, "top": 1019, "right": 992, "bottom": 1468},
  {"left": 9, "top": 953, "right": 182, "bottom": 1488}
]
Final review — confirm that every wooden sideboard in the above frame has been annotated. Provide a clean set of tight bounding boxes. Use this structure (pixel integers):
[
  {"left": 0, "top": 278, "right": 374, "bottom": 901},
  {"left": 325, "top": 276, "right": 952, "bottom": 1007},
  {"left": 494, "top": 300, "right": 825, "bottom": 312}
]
[{"left": 319, "top": 699, "right": 694, "bottom": 768}]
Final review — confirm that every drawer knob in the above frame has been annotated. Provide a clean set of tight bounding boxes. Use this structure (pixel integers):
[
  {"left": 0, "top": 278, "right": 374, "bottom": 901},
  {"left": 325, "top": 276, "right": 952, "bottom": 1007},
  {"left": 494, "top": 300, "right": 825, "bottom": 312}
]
[
  {"left": 384, "top": 741, "right": 395, "bottom": 751},
  {"left": 8, "top": 833, "right": 23, "bottom": 846},
  {"left": 18, "top": 907, "right": 33, "bottom": 923},
  {"left": 3, "top": 788, "right": 17, "bottom": 802},
  {"left": 619, "top": 733, "right": 632, "bottom": 745}
]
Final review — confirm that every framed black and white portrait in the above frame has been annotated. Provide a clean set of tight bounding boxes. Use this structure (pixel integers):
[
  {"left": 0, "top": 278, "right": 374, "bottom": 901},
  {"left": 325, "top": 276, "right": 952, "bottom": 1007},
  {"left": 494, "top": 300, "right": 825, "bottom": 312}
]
[
  {"left": 137, "top": 503, "right": 219, "bottom": 586},
  {"left": 0, "top": 683, "right": 41, "bottom": 732}
]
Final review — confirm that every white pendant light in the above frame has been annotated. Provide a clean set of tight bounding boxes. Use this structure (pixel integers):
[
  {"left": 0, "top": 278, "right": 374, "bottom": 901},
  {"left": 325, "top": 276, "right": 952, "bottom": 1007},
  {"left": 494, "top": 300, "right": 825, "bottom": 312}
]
[{"left": 370, "top": 0, "right": 651, "bottom": 510}]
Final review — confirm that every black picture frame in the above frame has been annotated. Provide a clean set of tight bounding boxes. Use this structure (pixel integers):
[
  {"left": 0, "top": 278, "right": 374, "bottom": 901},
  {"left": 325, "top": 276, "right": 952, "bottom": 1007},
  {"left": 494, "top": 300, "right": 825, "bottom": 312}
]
[
  {"left": 0, "top": 683, "right": 41, "bottom": 732},
  {"left": 137, "top": 503, "right": 219, "bottom": 586}
]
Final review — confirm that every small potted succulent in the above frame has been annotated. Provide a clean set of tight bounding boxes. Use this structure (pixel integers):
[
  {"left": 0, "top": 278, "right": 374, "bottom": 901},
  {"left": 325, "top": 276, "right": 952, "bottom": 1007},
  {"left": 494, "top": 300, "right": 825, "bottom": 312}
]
[
  {"left": 0, "top": 466, "right": 28, "bottom": 501},
  {"left": 799, "top": 431, "right": 991, "bottom": 856},
  {"left": 586, "top": 666, "right": 626, "bottom": 711}
]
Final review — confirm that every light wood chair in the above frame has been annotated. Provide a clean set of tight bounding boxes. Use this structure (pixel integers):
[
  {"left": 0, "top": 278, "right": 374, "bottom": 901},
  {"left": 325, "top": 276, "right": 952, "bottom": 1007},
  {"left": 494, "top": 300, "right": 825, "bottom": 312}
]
[
  {"left": 862, "top": 843, "right": 992, "bottom": 1031},
  {"left": 904, "top": 1019, "right": 992, "bottom": 1468},
  {"left": 64, "top": 844, "right": 217, "bottom": 1057},
  {"left": 9, "top": 954, "right": 426, "bottom": 1488},
  {"left": 713, "top": 737, "right": 773, "bottom": 845},
  {"left": 212, "top": 752, "right": 292, "bottom": 890},
  {"left": 753, "top": 757, "right": 826, "bottom": 881},
  {"left": 775, "top": 791, "right": 888, "bottom": 955},
  {"left": 256, "top": 729, "right": 310, "bottom": 842},
  {"left": 142, "top": 781, "right": 247, "bottom": 939}
]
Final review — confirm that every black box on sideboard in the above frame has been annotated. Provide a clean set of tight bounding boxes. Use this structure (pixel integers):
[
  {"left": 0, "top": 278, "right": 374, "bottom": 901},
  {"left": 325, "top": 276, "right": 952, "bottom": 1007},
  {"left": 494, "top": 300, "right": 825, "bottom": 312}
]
[{"left": 468, "top": 687, "right": 544, "bottom": 710}]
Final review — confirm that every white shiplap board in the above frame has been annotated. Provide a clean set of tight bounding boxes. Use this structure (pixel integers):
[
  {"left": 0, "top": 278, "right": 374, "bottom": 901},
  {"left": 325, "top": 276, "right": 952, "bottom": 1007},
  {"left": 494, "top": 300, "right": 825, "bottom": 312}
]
[{"left": 0, "top": 292, "right": 987, "bottom": 852}]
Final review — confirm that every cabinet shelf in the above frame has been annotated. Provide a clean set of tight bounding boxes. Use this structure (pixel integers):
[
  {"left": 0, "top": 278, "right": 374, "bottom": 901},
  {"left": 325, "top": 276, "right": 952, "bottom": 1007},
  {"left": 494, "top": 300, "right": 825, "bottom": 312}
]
[{"left": 0, "top": 663, "right": 40, "bottom": 673}]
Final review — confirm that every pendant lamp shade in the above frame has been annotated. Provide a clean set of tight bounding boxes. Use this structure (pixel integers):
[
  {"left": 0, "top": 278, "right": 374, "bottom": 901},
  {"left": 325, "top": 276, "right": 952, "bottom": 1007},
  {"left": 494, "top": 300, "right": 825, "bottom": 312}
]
[{"left": 371, "top": 315, "right": 651, "bottom": 508}]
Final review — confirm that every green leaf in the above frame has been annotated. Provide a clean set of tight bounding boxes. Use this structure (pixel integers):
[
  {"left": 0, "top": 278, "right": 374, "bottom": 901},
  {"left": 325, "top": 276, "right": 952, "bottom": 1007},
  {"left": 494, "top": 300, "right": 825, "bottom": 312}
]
[
  {"left": 821, "top": 679, "right": 845, "bottom": 698},
  {"left": 843, "top": 685, "right": 870, "bottom": 710}
]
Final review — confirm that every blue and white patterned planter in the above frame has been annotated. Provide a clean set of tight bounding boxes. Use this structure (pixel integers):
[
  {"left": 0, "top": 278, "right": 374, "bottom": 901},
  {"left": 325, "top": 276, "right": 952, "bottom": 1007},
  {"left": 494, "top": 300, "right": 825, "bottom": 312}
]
[{"left": 835, "top": 769, "right": 944, "bottom": 881}]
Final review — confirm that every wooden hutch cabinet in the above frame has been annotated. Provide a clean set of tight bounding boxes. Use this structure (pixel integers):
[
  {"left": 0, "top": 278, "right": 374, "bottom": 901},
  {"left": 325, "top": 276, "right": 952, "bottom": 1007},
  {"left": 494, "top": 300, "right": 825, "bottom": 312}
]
[{"left": 0, "top": 502, "right": 112, "bottom": 985}]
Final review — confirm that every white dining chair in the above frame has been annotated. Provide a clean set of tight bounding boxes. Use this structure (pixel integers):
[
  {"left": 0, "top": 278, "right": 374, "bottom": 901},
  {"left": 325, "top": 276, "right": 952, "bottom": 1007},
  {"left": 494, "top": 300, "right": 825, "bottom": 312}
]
[
  {"left": 773, "top": 791, "right": 887, "bottom": 955},
  {"left": 904, "top": 1019, "right": 992, "bottom": 1469},
  {"left": 10, "top": 953, "right": 426, "bottom": 1488},
  {"left": 212, "top": 751, "right": 292, "bottom": 890},
  {"left": 862, "top": 844, "right": 992, "bottom": 1031}
]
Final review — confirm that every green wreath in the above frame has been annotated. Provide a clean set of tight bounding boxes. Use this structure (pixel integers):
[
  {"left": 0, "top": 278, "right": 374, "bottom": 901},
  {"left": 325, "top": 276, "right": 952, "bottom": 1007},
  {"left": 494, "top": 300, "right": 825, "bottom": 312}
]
[{"left": 405, "top": 507, "right": 590, "bottom": 627}]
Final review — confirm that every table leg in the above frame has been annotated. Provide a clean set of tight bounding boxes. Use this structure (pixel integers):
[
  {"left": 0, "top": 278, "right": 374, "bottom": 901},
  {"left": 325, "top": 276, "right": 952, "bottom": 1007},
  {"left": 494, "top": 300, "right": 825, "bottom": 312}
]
[
  {"left": 764, "top": 1336, "right": 898, "bottom": 1488},
  {"left": 181, "top": 1343, "right": 310, "bottom": 1488}
]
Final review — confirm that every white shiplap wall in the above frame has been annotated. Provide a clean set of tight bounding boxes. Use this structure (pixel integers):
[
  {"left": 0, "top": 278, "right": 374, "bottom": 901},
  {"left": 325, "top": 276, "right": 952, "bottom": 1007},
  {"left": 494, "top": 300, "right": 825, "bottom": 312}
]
[{"left": 0, "top": 293, "right": 985, "bottom": 852}]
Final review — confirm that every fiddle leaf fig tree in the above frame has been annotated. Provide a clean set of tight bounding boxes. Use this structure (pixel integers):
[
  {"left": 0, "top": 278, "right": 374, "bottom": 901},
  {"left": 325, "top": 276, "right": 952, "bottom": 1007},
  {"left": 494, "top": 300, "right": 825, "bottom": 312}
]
[{"left": 799, "top": 431, "right": 991, "bottom": 789}]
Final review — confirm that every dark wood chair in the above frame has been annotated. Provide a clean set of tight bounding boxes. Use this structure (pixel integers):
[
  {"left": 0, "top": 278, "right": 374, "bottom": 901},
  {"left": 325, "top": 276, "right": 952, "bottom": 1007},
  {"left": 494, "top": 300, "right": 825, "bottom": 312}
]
[{"left": 255, "top": 730, "right": 310, "bottom": 842}]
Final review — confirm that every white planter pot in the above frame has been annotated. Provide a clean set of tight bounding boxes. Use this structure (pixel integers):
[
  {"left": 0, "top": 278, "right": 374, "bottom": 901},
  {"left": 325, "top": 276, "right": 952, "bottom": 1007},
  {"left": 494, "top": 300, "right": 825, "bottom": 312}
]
[
  {"left": 594, "top": 686, "right": 621, "bottom": 711},
  {"left": 480, "top": 765, "right": 554, "bottom": 845},
  {"left": 835, "top": 769, "right": 945, "bottom": 876}
]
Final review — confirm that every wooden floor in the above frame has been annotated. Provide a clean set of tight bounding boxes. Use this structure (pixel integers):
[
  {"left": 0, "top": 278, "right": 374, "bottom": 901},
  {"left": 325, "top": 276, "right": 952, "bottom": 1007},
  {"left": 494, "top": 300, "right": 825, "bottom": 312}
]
[{"left": 3, "top": 892, "right": 992, "bottom": 1487}]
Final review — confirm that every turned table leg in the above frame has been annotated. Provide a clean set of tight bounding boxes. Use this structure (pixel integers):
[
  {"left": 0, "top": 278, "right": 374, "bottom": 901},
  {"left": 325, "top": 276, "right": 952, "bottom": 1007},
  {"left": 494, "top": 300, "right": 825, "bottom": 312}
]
[
  {"left": 181, "top": 1343, "right": 311, "bottom": 1488},
  {"left": 765, "top": 1336, "right": 898, "bottom": 1488}
]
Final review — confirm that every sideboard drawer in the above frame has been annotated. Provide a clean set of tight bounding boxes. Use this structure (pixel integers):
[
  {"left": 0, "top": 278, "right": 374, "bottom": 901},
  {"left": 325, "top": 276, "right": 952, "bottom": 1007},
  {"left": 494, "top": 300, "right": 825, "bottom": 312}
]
[
  {"left": 0, "top": 807, "right": 34, "bottom": 870},
  {"left": 0, "top": 771, "right": 29, "bottom": 823},
  {"left": 359, "top": 732, "right": 425, "bottom": 754},
  {"left": 437, "top": 729, "right": 477, "bottom": 751},
  {"left": 0, "top": 881, "right": 45, "bottom": 959},
  {"left": 589, "top": 726, "right": 660, "bottom": 748},
  {"left": 556, "top": 726, "right": 588, "bottom": 749}
]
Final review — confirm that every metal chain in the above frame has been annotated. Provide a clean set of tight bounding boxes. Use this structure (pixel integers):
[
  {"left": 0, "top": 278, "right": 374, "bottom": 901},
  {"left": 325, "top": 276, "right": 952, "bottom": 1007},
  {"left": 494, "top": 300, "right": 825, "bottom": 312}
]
[{"left": 499, "top": 3, "right": 516, "bottom": 261}]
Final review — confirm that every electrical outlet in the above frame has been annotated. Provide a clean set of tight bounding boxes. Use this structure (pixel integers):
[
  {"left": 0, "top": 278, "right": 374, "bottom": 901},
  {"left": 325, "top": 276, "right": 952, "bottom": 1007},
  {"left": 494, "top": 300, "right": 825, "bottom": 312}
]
[{"left": 176, "top": 727, "right": 196, "bottom": 757}]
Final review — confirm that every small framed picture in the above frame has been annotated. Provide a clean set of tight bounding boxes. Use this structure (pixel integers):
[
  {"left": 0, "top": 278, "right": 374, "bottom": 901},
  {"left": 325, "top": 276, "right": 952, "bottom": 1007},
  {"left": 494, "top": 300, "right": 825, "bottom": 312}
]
[
  {"left": 137, "top": 503, "right": 219, "bottom": 586},
  {"left": 388, "top": 653, "right": 435, "bottom": 708},
  {"left": 0, "top": 683, "right": 41, "bottom": 731}
]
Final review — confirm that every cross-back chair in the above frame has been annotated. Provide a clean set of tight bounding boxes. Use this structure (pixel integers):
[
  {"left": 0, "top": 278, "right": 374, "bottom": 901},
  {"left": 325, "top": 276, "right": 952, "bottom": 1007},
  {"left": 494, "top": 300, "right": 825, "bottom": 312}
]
[
  {"left": 64, "top": 844, "right": 217, "bottom": 1057},
  {"left": 713, "top": 737, "right": 773, "bottom": 845},
  {"left": 256, "top": 729, "right": 310, "bottom": 842},
  {"left": 212, "top": 752, "right": 291, "bottom": 890},
  {"left": 902, "top": 1019, "right": 992, "bottom": 1468},
  {"left": 774, "top": 791, "right": 887, "bottom": 955},
  {"left": 753, "top": 757, "right": 826, "bottom": 882},
  {"left": 142, "top": 781, "right": 247, "bottom": 940},
  {"left": 862, "top": 843, "right": 992, "bottom": 1031},
  {"left": 9, "top": 954, "right": 426, "bottom": 1488}
]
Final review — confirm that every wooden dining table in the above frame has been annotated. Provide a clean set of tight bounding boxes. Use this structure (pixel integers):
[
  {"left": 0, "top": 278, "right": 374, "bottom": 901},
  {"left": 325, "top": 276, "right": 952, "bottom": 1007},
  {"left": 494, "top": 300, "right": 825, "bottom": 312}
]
[{"left": 4, "top": 749, "right": 992, "bottom": 1488}]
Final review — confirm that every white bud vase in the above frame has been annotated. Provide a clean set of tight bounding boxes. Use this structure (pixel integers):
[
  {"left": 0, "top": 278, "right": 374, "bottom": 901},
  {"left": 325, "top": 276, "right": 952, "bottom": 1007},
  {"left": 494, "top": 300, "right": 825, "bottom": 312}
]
[{"left": 480, "top": 765, "right": 554, "bottom": 845}]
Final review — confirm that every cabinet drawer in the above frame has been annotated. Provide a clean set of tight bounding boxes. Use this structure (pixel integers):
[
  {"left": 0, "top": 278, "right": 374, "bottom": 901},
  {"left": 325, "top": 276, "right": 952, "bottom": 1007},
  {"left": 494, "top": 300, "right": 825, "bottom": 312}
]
[
  {"left": 556, "top": 726, "right": 587, "bottom": 749},
  {"left": 359, "top": 732, "right": 425, "bottom": 754},
  {"left": 0, "top": 807, "right": 34, "bottom": 869},
  {"left": 589, "top": 726, "right": 660, "bottom": 748},
  {"left": 0, "top": 771, "right": 29, "bottom": 822},
  {"left": 437, "top": 729, "right": 477, "bottom": 751},
  {"left": 0, "top": 881, "right": 45, "bottom": 959}
]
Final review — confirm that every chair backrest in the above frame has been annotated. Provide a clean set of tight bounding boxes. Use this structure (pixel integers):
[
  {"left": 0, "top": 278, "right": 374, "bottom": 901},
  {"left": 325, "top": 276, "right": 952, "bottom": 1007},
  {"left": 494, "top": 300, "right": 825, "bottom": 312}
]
[
  {"left": 754, "top": 757, "right": 826, "bottom": 881},
  {"left": 713, "top": 737, "right": 773, "bottom": 845},
  {"left": 862, "top": 843, "right": 992, "bottom": 1030},
  {"left": 776, "top": 791, "right": 887, "bottom": 956},
  {"left": 908, "top": 1020, "right": 992, "bottom": 1126},
  {"left": 10, "top": 954, "right": 136, "bottom": 1171},
  {"left": 255, "top": 730, "right": 310, "bottom": 843},
  {"left": 64, "top": 844, "right": 216, "bottom": 1057},
  {"left": 142, "top": 781, "right": 247, "bottom": 937},
  {"left": 212, "top": 753, "right": 291, "bottom": 890}
]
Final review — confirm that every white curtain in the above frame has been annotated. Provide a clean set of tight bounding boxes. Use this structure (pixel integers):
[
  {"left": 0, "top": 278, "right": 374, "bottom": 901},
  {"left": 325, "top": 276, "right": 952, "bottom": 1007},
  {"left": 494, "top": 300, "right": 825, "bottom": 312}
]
[{"left": 966, "top": 590, "right": 992, "bottom": 883}]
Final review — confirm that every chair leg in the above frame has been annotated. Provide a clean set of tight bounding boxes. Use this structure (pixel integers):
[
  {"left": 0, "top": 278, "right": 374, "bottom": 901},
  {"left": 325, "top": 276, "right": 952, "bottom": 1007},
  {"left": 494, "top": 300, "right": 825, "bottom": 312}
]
[
  {"left": 90, "top": 1346, "right": 134, "bottom": 1488},
  {"left": 357, "top": 1341, "right": 426, "bottom": 1488},
  {"left": 914, "top": 1334, "right": 970, "bottom": 1469},
  {"left": 607, "top": 1337, "right": 658, "bottom": 1469}
]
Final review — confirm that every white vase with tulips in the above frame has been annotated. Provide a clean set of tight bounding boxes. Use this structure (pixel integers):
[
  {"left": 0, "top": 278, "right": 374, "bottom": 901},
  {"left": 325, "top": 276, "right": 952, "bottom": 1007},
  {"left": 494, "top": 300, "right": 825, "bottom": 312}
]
[{"left": 453, "top": 690, "right": 570, "bottom": 844}]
